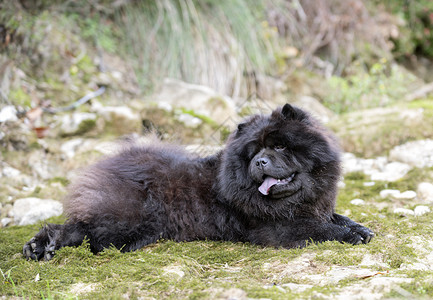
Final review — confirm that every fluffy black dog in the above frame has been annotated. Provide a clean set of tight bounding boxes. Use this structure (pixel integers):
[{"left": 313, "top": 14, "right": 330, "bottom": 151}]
[{"left": 23, "top": 104, "right": 374, "bottom": 260}]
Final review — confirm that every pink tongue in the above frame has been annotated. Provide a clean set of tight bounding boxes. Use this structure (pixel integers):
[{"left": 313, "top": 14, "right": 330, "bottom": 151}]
[{"left": 258, "top": 177, "right": 278, "bottom": 195}]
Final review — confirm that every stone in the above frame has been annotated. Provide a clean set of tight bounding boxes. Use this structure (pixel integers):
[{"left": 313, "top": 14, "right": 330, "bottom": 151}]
[
  {"left": 1, "top": 217, "right": 12, "bottom": 227},
  {"left": 342, "top": 153, "right": 387, "bottom": 174},
  {"left": 60, "top": 138, "right": 84, "bottom": 159},
  {"left": 10, "top": 197, "right": 63, "bottom": 226},
  {"left": 417, "top": 182, "right": 433, "bottom": 203},
  {"left": 370, "top": 162, "right": 412, "bottom": 182},
  {"left": 150, "top": 78, "right": 238, "bottom": 127},
  {"left": 0, "top": 105, "right": 18, "bottom": 122},
  {"left": 329, "top": 106, "right": 432, "bottom": 157},
  {"left": 2, "top": 164, "right": 21, "bottom": 177},
  {"left": 414, "top": 205, "right": 431, "bottom": 217},
  {"left": 350, "top": 199, "right": 365, "bottom": 206},
  {"left": 60, "top": 112, "right": 97, "bottom": 136},
  {"left": 389, "top": 139, "right": 433, "bottom": 168}
]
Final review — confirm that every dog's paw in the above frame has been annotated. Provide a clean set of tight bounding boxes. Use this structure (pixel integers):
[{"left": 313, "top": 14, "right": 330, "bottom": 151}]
[
  {"left": 351, "top": 225, "right": 374, "bottom": 244},
  {"left": 343, "top": 225, "right": 374, "bottom": 245},
  {"left": 23, "top": 237, "right": 46, "bottom": 261}
]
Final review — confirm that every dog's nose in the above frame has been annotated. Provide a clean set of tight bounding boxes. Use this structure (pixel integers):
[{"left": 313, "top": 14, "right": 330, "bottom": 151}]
[{"left": 256, "top": 157, "right": 269, "bottom": 167}]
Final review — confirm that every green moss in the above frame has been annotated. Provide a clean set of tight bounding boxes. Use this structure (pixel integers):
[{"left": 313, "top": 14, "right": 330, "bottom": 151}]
[
  {"left": 9, "top": 88, "right": 32, "bottom": 108},
  {"left": 48, "top": 177, "right": 70, "bottom": 187}
]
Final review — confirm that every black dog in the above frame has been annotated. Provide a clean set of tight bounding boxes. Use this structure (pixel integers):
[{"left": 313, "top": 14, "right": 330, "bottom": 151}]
[{"left": 24, "top": 104, "right": 374, "bottom": 260}]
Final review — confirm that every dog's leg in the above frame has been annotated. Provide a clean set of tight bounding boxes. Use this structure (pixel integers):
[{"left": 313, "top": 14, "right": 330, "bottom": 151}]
[
  {"left": 23, "top": 222, "right": 88, "bottom": 261},
  {"left": 246, "top": 218, "right": 373, "bottom": 248},
  {"left": 331, "top": 213, "right": 374, "bottom": 243}
]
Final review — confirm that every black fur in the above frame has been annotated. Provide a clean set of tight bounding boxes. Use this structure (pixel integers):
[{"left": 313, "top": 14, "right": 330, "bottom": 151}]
[{"left": 23, "top": 104, "right": 374, "bottom": 261}]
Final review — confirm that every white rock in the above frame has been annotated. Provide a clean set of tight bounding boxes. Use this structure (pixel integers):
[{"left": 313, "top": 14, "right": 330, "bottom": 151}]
[
  {"left": 393, "top": 208, "right": 414, "bottom": 216},
  {"left": 363, "top": 181, "right": 375, "bottom": 186},
  {"left": 397, "top": 190, "right": 417, "bottom": 200},
  {"left": 1, "top": 217, "right": 12, "bottom": 227},
  {"left": 96, "top": 106, "right": 140, "bottom": 123},
  {"left": 60, "top": 138, "right": 84, "bottom": 159},
  {"left": 10, "top": 197, "right": 63, "bottom": 226},
  {"left": 370, "top": 162, "right": 411, "bottom": 182},
  {"left": 417, "top": 182, "right": 433, "bottom": 203},
  {"left": 342, "top": 153, "right": 410, "bottom": 182},
  {"left": 176, "top": 113, "right": 202, "bottom": 128},
  {"left": 0, "top": 105, "right": 18, "bottom": 122},
  {"left": 389, "top": 139, "right": 433, "bottom": 168},
  {"left": 2, "top": 165, "right": 21, "bottom": 177},
  {"left": 150, "top": 78, "right": 239, "bottom": 127},
  {"left": 350, "top": 199, "right": 365, "bottom": 206},
  {"left": 400, "top": 262, "right": 430, "bottom": 271},
  {"left": 414, "top": 205, "right": 431, "bottom": 217},
  {"left": 60, "top": 112, "right": 97, "bottom": 135}
]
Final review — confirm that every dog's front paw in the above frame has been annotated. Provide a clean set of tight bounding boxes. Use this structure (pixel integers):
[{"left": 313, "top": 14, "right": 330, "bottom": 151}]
[
  {"left": 351, "top": 225, "right": 374, "bottom": 244},
  {"left": 342, "top": 225, "right": 374, "bottom": 245},
  {"left": 23, "top": 237, "right": 46, "bottom": 261}
]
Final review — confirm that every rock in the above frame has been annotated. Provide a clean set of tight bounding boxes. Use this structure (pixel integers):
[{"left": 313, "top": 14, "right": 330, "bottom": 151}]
[
  {"left": 393, "top": 208, "right": 415, "bottom": 216},
  {"left": 329, "top": 106, "right": 433, "bottom": 157},
  {"left": 1, "top": 217, "right": 12, "bottom": 227},
  {"left": 176, "top": 113, "right": 202, "bottom": 128},
  {"left": 2, "top": 164, "right": 21, "bottom": 177},
  {"left": 381, "top": 190, "right": 417, "bottom": 201},
  {"left": 350, "top": 199, "right": 365, "bottom": 206},
  {"left": 291, "top": 95, "right": 335, "bottom": 123},
  {"left": 10, "top": 197, "right": 63, "bottom": 226},
  {"left": 28, "top": 150, "right": 63, "bottom": 180},
  {"left": 163, "top": 266, "right": 185, "bottom": 279},
  {"left": 396, "top": 191, "right": 417, "bottom": 200},
  {"left": 400, "top": 262, "right": 431, "bottom": 271},
  {"left": 369, "top": 162, "right": 411, "bottom": 182},
  {"left": 343, "top": 153, "right": 411, "bottom": 182},
  {"left": 60, "top": 112, "right": 97, "bottom": 136},
  {"left": 389, "top": 139, "right": 433, "bottom": 168},
  {"left": 417, "top": 182, "right": 433, "bottom": 203},
  {"left": 91, "top": 101, "right": 142, "bottom": 134},
  {"left": 60, "top": 138, "right": 84, "bottom": 159},
  {"left": 150, "top": 78, "right": 238, "bottom": 126},
  {"left": 0, "top": 105, "right": 18, "bottom": 122},
  {"left": 342, "top": 153, "right": 388, "bottom": 174},
  {"left": 414, "top": 205, "right": 431, "bottom": 216},
  {"left": 0, "top": 121, "right": 34, "bottom": 151}
]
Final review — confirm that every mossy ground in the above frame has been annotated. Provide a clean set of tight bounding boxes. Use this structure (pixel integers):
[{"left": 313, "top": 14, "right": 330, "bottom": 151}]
[{"left": 1, "top": 167, "right": 433, "bottom": 299}]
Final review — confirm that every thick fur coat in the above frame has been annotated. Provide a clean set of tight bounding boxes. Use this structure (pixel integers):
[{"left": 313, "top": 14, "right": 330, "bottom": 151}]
[{"left": 24, "top": 104, "right": 374, "bottom": 260}]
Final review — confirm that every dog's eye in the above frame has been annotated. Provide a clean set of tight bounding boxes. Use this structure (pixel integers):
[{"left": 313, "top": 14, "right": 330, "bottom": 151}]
[{"left": 274, "top": 145, "right": 286, "bottom": 151}]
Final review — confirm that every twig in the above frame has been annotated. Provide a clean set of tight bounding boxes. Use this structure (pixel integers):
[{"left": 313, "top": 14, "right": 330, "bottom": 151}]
[{"left": 43, "top": 86, "right": 106, "bottom": 114}]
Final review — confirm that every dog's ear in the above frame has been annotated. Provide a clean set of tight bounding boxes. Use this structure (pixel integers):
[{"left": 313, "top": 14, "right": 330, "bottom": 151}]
[
  {"left": 237, "top": 122, "right": 247, "bottom": 134},
  {"left": 281, "top": 103, "right": 297, "bottom": 120}
]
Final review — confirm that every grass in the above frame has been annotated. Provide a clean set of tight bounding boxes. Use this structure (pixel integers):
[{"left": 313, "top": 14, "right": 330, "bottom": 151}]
[
  {"left": 116, "top": 0, "right": 278, "bottom": 96},
  {"left": 1, "top": 166, "right": 433, "bottom": 299}
]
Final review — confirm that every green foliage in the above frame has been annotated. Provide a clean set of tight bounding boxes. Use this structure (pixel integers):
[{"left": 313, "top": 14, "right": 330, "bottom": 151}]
[
  {"left": 324, "top": 58, "right": 417, "bottom": 113},
  {"left": 378, "top": 0, "right": 433, "bottom": 58},
  {"left": 116, "top": 0, "right": 278, "bottom": 94}
]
